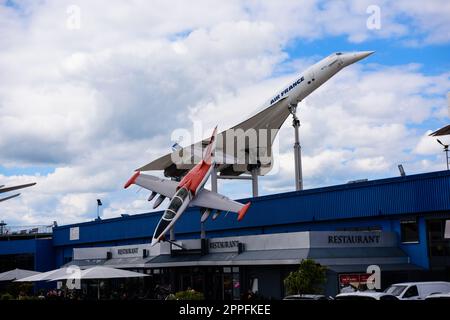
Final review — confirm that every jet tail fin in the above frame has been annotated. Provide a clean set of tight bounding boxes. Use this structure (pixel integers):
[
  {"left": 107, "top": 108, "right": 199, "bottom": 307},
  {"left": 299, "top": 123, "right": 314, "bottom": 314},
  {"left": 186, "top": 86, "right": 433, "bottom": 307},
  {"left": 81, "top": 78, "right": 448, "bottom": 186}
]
[{"left": 203, "top": 126, "right": 218, "bottom": 164}]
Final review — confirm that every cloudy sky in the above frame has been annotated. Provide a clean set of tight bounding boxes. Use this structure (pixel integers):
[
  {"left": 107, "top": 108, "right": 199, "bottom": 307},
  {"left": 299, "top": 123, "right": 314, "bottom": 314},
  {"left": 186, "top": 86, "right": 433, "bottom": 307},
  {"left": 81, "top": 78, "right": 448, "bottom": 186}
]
[{"left": 1, "top": 0, "right": 449, "bottom": 228}]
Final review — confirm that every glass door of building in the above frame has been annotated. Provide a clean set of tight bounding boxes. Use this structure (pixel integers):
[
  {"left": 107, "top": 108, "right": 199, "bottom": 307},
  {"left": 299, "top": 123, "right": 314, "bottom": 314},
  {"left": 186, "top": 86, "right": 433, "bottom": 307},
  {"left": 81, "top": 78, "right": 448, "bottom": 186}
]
[
  {"left": 222, "top": 267, "right": 240, "bottom": 300},
  {"left": 427, "top": 219, "right": 450, "bottom": 268}
]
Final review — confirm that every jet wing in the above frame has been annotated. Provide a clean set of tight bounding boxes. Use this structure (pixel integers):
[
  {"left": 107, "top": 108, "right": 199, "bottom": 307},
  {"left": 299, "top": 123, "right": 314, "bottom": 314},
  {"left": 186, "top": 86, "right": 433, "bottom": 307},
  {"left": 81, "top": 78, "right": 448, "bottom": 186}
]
[
  {"left": 190, "top": 189, "right": 251, "bottom": 221},
  {"left": 0, "top": 182, "right": 36, "bottom": 194},
  {"left": 124, "top": 172, "right": 178, "bottom": 198},
  {"left": 137, "top": 97, "right": 290, "bottom": 177},
  {"left": 0, "top": 193, "right": 20, "bottom": 202}
]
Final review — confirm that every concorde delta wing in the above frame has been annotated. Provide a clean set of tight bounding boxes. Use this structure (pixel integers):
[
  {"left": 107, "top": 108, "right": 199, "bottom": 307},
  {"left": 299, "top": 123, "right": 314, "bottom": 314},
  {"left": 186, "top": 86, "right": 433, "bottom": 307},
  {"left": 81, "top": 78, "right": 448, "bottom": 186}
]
[
  {"left": 136, "top": 97, "right": 290, "bottom": 178},
  {"left": 124, "top": 172, "right": 178, "bottom": 199},
  {"left": 189, "top": 189, "right": 251, "bottom": 221}
]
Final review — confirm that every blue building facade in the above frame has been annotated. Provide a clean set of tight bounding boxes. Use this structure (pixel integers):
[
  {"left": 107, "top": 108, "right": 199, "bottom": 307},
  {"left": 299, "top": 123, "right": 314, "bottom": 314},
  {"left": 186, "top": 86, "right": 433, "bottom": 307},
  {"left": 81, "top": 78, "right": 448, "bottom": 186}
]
[
  {"left": 1, "top": 170, "right": 450, "bottom": 298},
  {"left": 51, "top": 170, "right": 450, "bottom": 271},
  {"left": 0, "top": 237, "right": 54, "bottom": 272}
]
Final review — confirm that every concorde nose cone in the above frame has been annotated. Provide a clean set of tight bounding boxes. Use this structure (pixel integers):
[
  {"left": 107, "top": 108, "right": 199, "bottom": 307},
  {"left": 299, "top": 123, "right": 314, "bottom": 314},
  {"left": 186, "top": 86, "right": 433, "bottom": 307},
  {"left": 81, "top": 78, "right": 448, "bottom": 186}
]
[
  {"left": 343, "top": 51, "right": 375, "bottom": 66},
  {"left": 355, "top": 50, "right": 375, "bottom": 61}
]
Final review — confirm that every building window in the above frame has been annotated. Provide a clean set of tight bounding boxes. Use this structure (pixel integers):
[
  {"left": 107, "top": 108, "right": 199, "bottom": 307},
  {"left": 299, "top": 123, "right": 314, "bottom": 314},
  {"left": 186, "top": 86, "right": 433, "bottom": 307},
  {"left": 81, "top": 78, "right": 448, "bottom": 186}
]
[
  {"left": 427, "top": 219, "right": 450, "bottom": 259},
  {"left": 403, "top": 285, "right": 418, "bottom": 298},
  {"left": 63, "top": 256, "right": 73, "bottom": 264},
  {"left": 400, "top": 219, "right": 419, "bottom": 243},
  {"left": 445, "top": 220, "right": 450, "bottom": 239}
]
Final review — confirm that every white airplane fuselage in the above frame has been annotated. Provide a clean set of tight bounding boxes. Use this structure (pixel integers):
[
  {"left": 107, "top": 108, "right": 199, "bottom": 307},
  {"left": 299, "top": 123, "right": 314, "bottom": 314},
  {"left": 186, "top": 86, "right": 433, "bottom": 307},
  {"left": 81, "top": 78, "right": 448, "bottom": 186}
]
[
  {"left": 262, "top": 51, "right": 374, "bottom": 111},
  {"left": 215, "top": 51, "right": 374, "bottom": 176},
  {"left": 150, "top": 164, "right": 214, "bottom": 246}
]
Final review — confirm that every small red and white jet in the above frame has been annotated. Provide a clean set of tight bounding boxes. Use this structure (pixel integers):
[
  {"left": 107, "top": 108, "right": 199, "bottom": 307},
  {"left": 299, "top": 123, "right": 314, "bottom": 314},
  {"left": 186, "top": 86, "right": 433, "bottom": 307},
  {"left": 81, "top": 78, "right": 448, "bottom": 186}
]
[{"left": 124, "top": 126, "right": 251, "bottom": 246}]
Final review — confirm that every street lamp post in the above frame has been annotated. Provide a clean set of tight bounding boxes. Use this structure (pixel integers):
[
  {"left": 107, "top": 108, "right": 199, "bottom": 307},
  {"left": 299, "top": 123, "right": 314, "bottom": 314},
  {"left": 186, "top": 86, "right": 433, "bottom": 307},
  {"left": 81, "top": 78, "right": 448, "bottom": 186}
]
[{"left": 96, "top": 199, "right": 102, "bottom": 220}]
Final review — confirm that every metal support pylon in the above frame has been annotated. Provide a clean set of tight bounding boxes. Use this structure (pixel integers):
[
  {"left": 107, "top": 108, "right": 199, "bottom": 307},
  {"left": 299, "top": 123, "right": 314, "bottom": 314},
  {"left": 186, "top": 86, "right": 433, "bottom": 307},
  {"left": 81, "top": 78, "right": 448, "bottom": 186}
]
[{"left": 289, "top": 104, "right": 303, "bottom": 191}]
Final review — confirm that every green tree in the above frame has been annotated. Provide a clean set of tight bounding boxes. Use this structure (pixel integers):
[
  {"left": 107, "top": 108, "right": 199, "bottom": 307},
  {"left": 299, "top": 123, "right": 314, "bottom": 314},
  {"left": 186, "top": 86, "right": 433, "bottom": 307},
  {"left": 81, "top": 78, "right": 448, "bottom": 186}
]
[
  {"left": 284, "top": 259, "right": 327, "bottom": 295},
  {"left": 174, "top": 289, "right": 205, "bottom": 300}
]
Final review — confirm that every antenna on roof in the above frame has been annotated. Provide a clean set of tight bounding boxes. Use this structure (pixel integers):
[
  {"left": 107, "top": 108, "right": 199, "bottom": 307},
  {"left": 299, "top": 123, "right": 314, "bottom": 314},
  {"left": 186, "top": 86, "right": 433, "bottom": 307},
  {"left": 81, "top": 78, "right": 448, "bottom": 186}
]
[{"left": 437, "top": 139, "right": 449, "bottom": 170}]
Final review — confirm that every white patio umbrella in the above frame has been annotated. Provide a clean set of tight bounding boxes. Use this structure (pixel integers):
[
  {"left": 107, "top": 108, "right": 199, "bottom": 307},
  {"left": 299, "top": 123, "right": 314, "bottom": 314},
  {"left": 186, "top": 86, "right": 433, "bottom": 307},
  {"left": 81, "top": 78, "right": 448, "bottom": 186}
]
[
  {"left": 0, "top": 268, "right": 40, "bottom": 281},
  {"left": 51, "top": 266, "right": 148, "bottom": 299},
  {"left": 14, "top": 267, "right": 77, "bottom": 282},
  {"left": 51, "top": 266, "right": 148, "bottom": 281}
]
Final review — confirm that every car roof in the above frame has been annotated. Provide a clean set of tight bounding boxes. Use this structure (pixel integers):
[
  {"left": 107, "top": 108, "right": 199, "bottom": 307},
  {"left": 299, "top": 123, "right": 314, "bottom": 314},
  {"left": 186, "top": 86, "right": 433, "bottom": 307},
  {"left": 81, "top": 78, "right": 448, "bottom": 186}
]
[
  {"left": 336, "top": 291, "right": 387, "bottom": 297},
  {"left": 426, "top": 293, "right": 450, "bottom": 298},
  {"left": 390, "top": 281, "right": 450, "bottom": 286},
  {"left": 284, "top": 294, "right": 325, "bottom": 298}
]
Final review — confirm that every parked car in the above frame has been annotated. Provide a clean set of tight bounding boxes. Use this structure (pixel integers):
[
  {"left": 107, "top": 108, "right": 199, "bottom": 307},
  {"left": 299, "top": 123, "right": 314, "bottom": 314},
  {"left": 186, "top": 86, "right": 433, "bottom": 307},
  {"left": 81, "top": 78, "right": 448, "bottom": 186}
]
[
  {"left": 335, "top": 292, "right": 398, "bottom": 300},
  {"left": 283, "top": 294, "right": 332, "bottom": 300},
  {"left": 384, "top": 282, "right": 450, "bottom": 300},
  {"left": 425, "top": 292, "right": 450, "bottom": 300}
]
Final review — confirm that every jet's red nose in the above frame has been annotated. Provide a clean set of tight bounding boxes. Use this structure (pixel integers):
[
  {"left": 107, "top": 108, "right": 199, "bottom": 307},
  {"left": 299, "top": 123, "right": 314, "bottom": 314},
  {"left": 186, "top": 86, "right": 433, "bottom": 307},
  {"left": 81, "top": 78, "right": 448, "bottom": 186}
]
[{"left": 124, "top": 171, "right": 140, "bottom": 189}]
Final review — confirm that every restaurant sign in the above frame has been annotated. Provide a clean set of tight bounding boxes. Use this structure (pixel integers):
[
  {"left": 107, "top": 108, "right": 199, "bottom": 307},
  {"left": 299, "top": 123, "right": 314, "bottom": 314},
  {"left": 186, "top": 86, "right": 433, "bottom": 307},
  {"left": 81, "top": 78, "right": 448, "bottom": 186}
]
[
  {"left": 117, "top": 247, "right": 139, "bottom": 255},
  {"left": 208, "top": 240, "right": 240, "bottom": 253},
  {"left": 328, "top": 234, "right": 381, "bottom": 244}
]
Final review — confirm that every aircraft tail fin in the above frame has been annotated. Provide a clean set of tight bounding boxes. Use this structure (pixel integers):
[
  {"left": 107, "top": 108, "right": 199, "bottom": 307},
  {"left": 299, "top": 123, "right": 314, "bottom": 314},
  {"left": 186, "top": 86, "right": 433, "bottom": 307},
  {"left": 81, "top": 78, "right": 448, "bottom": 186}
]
[{"left": 203, "top": 126, "right": 218, "bottom": 164}]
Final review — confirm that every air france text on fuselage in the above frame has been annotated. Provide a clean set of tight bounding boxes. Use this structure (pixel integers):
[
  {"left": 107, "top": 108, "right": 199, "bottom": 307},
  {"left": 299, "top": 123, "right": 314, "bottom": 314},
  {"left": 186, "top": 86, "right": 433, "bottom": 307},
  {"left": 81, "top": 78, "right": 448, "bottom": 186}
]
[{"left": 270, "top": 76, "right": 304, "bottom": 105}]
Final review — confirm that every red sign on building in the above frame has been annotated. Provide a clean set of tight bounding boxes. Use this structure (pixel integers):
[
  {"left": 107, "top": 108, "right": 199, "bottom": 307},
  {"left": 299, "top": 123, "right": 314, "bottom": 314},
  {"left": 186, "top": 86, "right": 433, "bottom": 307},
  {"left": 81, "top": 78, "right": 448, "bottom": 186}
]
[{"left": 339, "top": 273, "right": 371, "bottom": 286}]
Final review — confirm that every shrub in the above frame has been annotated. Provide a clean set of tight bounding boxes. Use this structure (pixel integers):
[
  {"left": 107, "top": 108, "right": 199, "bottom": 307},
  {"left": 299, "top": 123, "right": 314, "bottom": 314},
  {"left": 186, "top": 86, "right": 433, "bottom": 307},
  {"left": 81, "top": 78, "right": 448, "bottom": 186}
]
[
  {"left": 1, "top": 293, "right": 14, "bottom": 300},
  {"left": 174, "top": 289, "right": 205, "bottom": 300},
  {"left": 284, "top": 259, "right": 327, "bottom": 295}
]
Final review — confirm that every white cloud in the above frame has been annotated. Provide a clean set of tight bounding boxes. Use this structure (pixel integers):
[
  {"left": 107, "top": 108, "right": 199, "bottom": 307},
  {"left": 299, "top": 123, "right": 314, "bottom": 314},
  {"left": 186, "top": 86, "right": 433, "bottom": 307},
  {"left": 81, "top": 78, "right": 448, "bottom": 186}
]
[
  {"left": 414, "top": 131, "right": 449, "bottom": 155},
  {"left": 1, "top": 0, "right": 450, "bottom": 227}
]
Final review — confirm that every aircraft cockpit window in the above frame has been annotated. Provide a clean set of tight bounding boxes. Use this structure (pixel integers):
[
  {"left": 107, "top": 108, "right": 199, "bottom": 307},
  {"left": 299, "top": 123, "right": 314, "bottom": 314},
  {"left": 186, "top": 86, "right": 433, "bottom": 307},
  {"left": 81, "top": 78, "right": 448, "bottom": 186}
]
[
  {"left": 336, "top": 52, "right": 342, "bottom": 55},
  {"left": 176, "top": 187, "right": 189, "bottom": 200},
  {"left": 163, "top": 209, "right": 176, "bottom": 220},
  {"left": 167, "top": 197, "right": 183, "bottom": 213}
]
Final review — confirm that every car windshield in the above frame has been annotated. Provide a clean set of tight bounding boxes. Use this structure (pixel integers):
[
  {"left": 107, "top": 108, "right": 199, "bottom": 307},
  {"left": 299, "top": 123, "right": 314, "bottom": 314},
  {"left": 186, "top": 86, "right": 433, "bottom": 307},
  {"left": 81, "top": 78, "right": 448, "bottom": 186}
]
[{"left": 384, "top": 285, "right": 407, "bottom": 296}]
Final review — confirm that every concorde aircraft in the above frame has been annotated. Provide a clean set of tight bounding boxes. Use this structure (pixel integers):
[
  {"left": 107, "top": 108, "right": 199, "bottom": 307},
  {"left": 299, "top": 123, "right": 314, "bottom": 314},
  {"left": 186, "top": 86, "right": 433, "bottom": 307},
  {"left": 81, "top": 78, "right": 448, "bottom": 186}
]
[
  {"left": 136, "top": 51, "right": 374, "bottom": 178},
  {"left": 124, "top": 127, "right": 251, "bottom": 246},
  {"left": 0, "top": 182, "right": 36, "bottom": 202}
]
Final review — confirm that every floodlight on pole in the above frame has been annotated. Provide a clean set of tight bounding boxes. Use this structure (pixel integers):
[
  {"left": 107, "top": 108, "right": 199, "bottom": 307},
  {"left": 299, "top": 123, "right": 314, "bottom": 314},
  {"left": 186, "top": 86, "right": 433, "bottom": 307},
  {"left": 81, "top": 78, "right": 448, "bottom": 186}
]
[
  {"left": 437, "top": 139, "right": 449, "bottom": 170},
  {"left": 96, "top": 199, "right": 103, "bottom": 220},
  {"left": 398, "top": 164, "right": 406, "bottom": 177}
]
